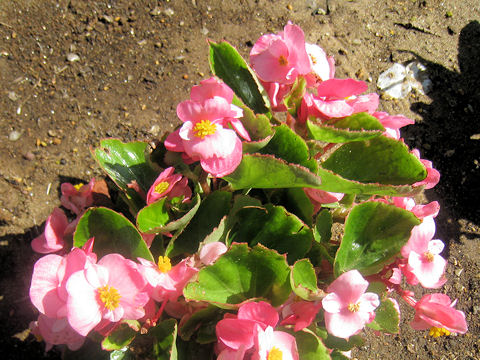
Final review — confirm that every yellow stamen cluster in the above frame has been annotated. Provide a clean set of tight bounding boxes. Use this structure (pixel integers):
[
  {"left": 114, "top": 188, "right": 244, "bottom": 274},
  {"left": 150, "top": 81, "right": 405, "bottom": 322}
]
[
  {"left": 429, "top": 327, "right": 451, "bottom": 337},
  {"left": 424, "top": 251, "right": 435, "bottom": 262},
  {"left": 348, "top": 303, "right": 360, "bottom": 312},
  {"left": 98, "top": 285, "right": 121, "bottom": 311},
  {"left": 158, "top": 256, "right": 172, "bottom": 273},
  {"left": 193, "top": 120, "right": 216, "bottom": 138},
  {"left": 268, "top": 346, "right": 283, "bottom": 360},
  {"left": 310, "top": 54, "right": 317, "bottom": 65},
  {"left": 74, "top": 183, "right": 84, "bottom": 191},
  {"left": 278, "top": 55, "right": 288, "bottom": 66},
  {"left": 154, "top": 181, "right": 170, "bottom": 195}
]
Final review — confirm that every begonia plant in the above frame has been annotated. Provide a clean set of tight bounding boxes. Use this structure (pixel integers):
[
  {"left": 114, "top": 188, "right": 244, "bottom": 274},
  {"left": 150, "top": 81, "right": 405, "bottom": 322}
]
[{"left": 28, "top": 22, "right": 467, "bottom": 359}]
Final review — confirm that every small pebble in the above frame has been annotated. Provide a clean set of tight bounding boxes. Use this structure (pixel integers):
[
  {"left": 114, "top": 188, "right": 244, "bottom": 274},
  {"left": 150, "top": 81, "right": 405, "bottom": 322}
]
[
  {"left": 183, "top": 74, "right": 189, "bottom": 79},
  {"left": 67, "top": 53, "right": 80, "bottom": 62},
  {"left": 352, "top": 38, "right": 362, "bottom": 45},
  {"left": 47, "top": 129, "right": 57, "bottom": 137},
  {"left": 60, "top": 158, "right": 67, "bottom": 165},
  {"left": 23, "top": 152, "right": 35, "bottom": 161},
  {"left": 164, "top": 8, "right": 174, "bottom": 16},
  {"left": 101, "top": 14, "right": 114, "bottom": 23},
  {"left": 8, "top": 91, "right": 19, "bottom": 101},
  {"left": 9, "top": 130, "right": 22, "bottom": 141},
  {"left": 150, "top": 7, "right": 162, "bottom": 16}
]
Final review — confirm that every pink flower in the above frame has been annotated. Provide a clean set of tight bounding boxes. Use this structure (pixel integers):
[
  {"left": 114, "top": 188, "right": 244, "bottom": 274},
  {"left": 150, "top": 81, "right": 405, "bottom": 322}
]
[
  {"left": 250, "top": 22, "right": 311, "bottom": 84},
  {"left": 262, "top": 81, "right": 291, "bottom": 112},
  {"left": 146, "top": 167, "right": 192, "bottom": 205},
  {"left": 411, "top": 293, "right": 467, "bottom": 334},
  {"left": 30, "top": 314, "right": 85, "bottom": 351},
  {"left": 281, "top": 300, "right": 322, "bottom": 331},
  {"left": 411, "top": 149, "right": 440, "bottom": 189},
  {"left": 31, "top": 207, "right": 68, "bottom": 254},
  {"left": 216, "top": 301, "right": 279, "bottom": 352},
  {"left": 165, "top": 79, "right": 248, "bottom": 177},
  {"left": 322, "top": 270, "right": 379, "bottom": 339},
  {"left": 391, "top": 196, "right": 440, "bottom": 219},
  {"left": 137, "top": 256, "right": 198, "bottom": 303},
  {"left": 198, "top": 242, "right": 227, "bottom": 266},
  {"left": 303, "top": 187, "right": 344, "bottom": 213},
  {"left": 373, "top": 111, "right": 415, "bottom": 140},
  {"left": 66, "top": 253, "right": 149, "bottom": 336},
  {"left": 253, "top": 325, "right": 299, "bottom": 360},
  {"left": 299, "top": 79, "right": 368, "bottom": 120},
  {"left": 305, "top": 43, "right": 335, "bottom": 83},
  {"left": 29, "top": 240, "right": 97, "bottom": 319},
  {"left": 60, "top": 179, "right": 95, "bottom": 215}
]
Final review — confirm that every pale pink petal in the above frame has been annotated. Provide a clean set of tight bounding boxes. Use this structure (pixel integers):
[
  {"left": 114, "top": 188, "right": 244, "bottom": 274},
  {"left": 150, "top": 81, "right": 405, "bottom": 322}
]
[
  {"left": 401, "top": 216, "right": 436, "bottom": 258},
  {"left": 428, "top": 239, "right": 444, "bottom": 255},
  {"left": 31, "top": 208, "right": 68, "bottom": 254},
  {"left": 164, "top": 129, "right": 185, "bottom": 152},
  {"left": 183, "top": 125, "right": 237, "bottom": 159},
  {"left": 228, "top": 117, "right": 251, "bottom": 141},
  {"left": 190, "top": 77, "right": 234, "bottom": 103},
  {"left": 251, "top": 39, "right": 292, "bottom": 83},
  {"left": 199, "top": 242, "right": 228, "bottom": 266},
  {"left": 216, "top": 318, "right": 258, "bottom": 350},
  {"left": 327, "top": 270, "right": 369, "bottom": 304},
  {"left": 358, "top": 293, "right": 380, "bottom": 313},
  {"left": 283, "top": 23, "right": 311, "bottom": 76},
  {"left": 306, "top": 43, "right": 331, "bottom": 81},
  {"left": 66, "top": 269, "right": 102, "bottom": 336},
  {"left": 200, "top": 135, "right": 243, "bottom": 177},
  {"left": 324, "top": 309, "right": 371, "bottom": 339},
  {"left": 29, "top": 254, "right": 64, "bottom": 317},
  {"left": 347, "top": 93, "right": 379, "bottom": 114},
  {"left": 312, "top": 97, "right": 354, "bottom": 118},
  {"left": 322, "top": 292, "right": 344, "bottom": 313}
]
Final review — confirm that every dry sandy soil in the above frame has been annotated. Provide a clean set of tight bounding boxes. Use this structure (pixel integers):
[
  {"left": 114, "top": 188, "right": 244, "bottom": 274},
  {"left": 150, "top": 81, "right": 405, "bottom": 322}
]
[{"left": 0, "top": 0, "right": 479, "bottom": 359}]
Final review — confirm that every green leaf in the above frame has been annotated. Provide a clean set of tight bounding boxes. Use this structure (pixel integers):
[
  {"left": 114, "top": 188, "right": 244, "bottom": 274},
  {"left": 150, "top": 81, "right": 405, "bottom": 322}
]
[
  {"left": 330, "top": 350, "right": 350, "bottom": 360},
  {"left": 165, "top": 191, "right": 232, "bottom": 257},
  {"left": 307, "top": 112, "right": 385, "bottom": 143},
  {"left": 224, "top": 154, "right": 322, "bottom": 190},
  {"left": 231, "top": 204, "right": 312, "bottom": 263},
  {"left": 290, "top": 259, "right": 319, "bottom": 300},
  {"left": 260, "top": 124, "right": 317, "bottom": 172},
  {"left": 334, "top": 201, "right": 420, "bottom": 276},
  {"left": 294, "top": 329, "right": 331, "bottom": 360},
  {"left": 314, "top": 210, "right": 333, "bottom": 243},
  {"left": 151, "top": 319, "right": 178, "bottom": 360},
  {"left": 323, "top": 334, "right": 364, "bottom": 352},
  {"left": 179, "top": 305, "right": 221, "bottom": 341},
  {"left": 136, "top": 198, "right": 169, "bottom": 233},
  {"left": 316, "top": 166, "right": 422, "bottom": 196},
  {"left": 285, "top": 188, "right": 314, "bottom": 226},
  {"left": 110, "top": 348, "right": 133, "bottom": 360},
  {"left": 94, "top": 139, "right": 157, "bottom": 194},
  {"left": 102, "top": 321, "right": 139, "bottom": 351},
  {"left": 209, "top": 40, "right": 270, "bottom": 114},
  {"left": 284, "top": 76, "right": 307, "bottom": 116},
  {"left": 322, "top": 136, "right": 427, "bottom": 185},
  {"left": 137, "top": 194, "right": 201, "bottom": 234},
  {"left": 74, "top": 207, "right": 153, "bottom": 261},
  {"left": 367, "top": 298, "right": 400, "bottom": 334},
  {"left": 183, "top": 244, "right": 291, "bottom": 308},
  {"left": 236, "top": 102, "right": 273, "bottom": 141}
]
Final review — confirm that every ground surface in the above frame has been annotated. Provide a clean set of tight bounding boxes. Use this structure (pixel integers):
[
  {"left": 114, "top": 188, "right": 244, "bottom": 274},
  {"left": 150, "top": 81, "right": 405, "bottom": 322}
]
[{"left": 0, "top": 0, "right": 479, "bottom": 359}]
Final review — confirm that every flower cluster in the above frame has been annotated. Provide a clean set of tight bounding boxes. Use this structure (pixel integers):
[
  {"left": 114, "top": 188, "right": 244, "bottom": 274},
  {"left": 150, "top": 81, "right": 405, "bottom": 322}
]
[{"left": 27, "top": 22, "right": 467, "bottom": 359}]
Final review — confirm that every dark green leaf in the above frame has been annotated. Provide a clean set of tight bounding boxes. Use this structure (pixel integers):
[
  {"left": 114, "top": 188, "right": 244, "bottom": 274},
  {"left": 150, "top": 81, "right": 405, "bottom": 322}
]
[
  {"left": 322, "top": 136, "right": 427, "bottom": 185},
  {"left": 307, "top": 112, "right": 384, "bottom": 143},
  {"left": 102, "top": 322, "right": 139, "bottom": 351},
  {"left": 183, "top": 244, "right": 291, "bottom": 308},
  {"left": 165, "top": 191, "right": 232, "bottom": 257},
  {"left": 179, "top": 305, "right": 221, "bottom": 341},
  {"left": 209, "top": 41, "right": 270, "bottom": 114},
  {"left": 367, "top": 299, "right": 400, "bottom": 334},
  {"left": 74, "top": 207, "right": 153, "bottom": 261},
  {"left": 334, "top": 201, "right": 420, "bottom": 276},
  {"left": 294, "top": 329, "right": 331, "bottom": 360},
  {"left": 314, "top": 210, "right": 333, "bottom": 243},
  {"left": 323, "top": 334, "right": 364, "bottom": 352},
  {"left": 151, "top": 319, "right": 178, "bottom": 360},
  {"left": 285, "top": 188, "right": 314, "bottom": 226},
  {"left": 232, "top": 204, "right": 312, "bottom": 263},
  {"left": 260, "top": 124, "right": 317, "bottom": 172},
  {"left": 223, "top": 154, "right": 322, "bottom": 190}
]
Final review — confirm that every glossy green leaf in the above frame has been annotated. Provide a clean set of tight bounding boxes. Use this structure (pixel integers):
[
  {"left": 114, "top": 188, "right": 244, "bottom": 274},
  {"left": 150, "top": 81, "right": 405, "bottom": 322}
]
[
  {"left": 136, "top": 198, "right": 169, "bottom": 234},
  {"left": 74, "top": 207, "right": 153, "bottom": 261},
  {"left": 285, "top": 188, "right": 314, "bottom": 226},
  {"left": 307, "top": 112, "right": 385, "bottom": 143},
  {"left": 136, "top": 194, "right": 201, "bottom": 234},
  {"left": 236, "top": 102, "right": 273, "bottom": 142},
  {"left": 294, "top": 329, "right": 331, "bottom": 360},
  {"left": 102, "top": 321, "right": 139, "bottom": 351},
  {"left": 323, "top": 334, "right": 364, "bottom": 352},
  {"left": 260, "top": 124, "right": 317, "bottom": 172},
  {"left": 314, "top": 210, "right": 333, "bottom": 243},
  {"left": 110, "top": 348, "right": 133, "bottom": 360},
  {"left": 151, "top": 319, "right": 178, "bottom": 360},
  {"left": 334, "top": 201, "right": 420, "bottom": 276},
  {"left": 315, "top": 166, "right": 422, "bottom": 196},
  {"left": 223, "top": 154, "right": 322, "bottom": 190},
  {"left": 94, "top": 139, "right": 157, "bottom": 193},
  {"left": 183, "top": 244, "right": 291, "bottom": 308},
  {"left": 290, "top": 259, "right": 319, "bottom": 300},
  {"left": 231, "top": 204, "right": 313, "bottom": 263},
  {"left": 209, "top": 40, "right": 270, "bottom": 114},
  {"left": 165, "top": 191, "right": 232, "bottom": 257},
  {"left": 367, "top": 298, "right": 400, "bottom": 334},
  {"left": 322, "top": 136, "right": 427, "bottom": 185}
]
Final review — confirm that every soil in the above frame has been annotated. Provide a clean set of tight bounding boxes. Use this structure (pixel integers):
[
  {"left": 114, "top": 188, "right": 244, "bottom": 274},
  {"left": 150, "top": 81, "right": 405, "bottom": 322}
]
[{"left": 1, "top": 0, "right": 479, "bottom": 359}]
